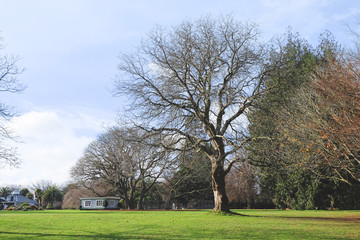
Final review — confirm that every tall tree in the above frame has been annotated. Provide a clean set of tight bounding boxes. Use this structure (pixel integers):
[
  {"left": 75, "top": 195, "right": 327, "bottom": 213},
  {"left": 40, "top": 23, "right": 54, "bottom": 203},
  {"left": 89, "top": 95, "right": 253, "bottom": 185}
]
[
  {"left": 0, "top": 36, "right": 24, "bottom": 168},
  {"left": 282, "top": 51, "right": 360, "bottom": 184},
  {"left": 247, "top": 32, "right": 330, "bottom": 209},
  {"left": 115, "top": 16, "right": 274, "bottom": 212}
]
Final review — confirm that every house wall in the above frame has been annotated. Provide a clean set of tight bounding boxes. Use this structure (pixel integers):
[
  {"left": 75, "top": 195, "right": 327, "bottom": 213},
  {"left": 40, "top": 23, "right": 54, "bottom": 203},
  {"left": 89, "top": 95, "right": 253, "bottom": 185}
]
[{"left": 81, "top": 198, "right": 119, "bottom": 209}]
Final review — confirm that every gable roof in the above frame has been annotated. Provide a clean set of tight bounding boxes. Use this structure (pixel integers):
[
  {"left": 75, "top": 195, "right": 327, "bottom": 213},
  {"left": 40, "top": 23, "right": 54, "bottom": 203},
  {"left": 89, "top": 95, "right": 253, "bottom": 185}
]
[{"left": 5, "top": 193, "right": 38, "bottom": 205}]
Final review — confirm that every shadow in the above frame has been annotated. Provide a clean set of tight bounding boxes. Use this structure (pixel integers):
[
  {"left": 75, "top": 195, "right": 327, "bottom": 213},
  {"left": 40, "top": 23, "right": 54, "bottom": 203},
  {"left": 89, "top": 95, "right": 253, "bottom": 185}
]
[
  {"left": 228, "top": 210, "right": 360, "bottom": 223},
  {"left": 273, "top": 216, "right": 360, "bottom": 223},
  {"left": 0, "top": 231, "right": 162, "bottom": 240}
]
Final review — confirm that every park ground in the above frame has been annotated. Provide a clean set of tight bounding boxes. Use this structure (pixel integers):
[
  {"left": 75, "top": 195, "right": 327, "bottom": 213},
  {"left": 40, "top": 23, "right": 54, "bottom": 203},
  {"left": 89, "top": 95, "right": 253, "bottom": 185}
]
[{"left": 0, "top": 209, "right": 359, "bottom": 239}]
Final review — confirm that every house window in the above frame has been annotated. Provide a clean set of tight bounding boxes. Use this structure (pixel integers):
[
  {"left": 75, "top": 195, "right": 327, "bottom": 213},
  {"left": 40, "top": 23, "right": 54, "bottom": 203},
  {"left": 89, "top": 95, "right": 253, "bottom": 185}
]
[
  {"left": 109, "top": 200, "right": 115, "bottom": 207},
  {"left": 96, "top": 200, "right": 103, "bottom": 207},
  {"left": 85, "top": 200, "right": 91, "bottom": 207}
]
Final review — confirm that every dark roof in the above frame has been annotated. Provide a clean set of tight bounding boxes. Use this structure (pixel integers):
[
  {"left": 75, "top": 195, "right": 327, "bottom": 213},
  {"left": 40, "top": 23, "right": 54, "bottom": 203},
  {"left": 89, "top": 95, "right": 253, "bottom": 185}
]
[{"left": 5, "top": 194, "right": 38, "bottom": 205}]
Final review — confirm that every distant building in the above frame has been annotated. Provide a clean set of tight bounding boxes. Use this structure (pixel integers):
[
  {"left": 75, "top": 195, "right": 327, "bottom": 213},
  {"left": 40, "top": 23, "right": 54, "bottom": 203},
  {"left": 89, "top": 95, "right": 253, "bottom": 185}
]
[
  {"left": 2, "top": 190, "right": 38, "bottom": 207},
  {"left": 80, "top": 197, "right": 120, "bottom": 210}
]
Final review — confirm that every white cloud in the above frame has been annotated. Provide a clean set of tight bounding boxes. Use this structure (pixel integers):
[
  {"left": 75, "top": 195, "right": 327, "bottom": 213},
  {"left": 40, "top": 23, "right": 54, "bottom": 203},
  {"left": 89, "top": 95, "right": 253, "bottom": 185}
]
[{"left": 0, "top": 110, "right": 108, "bottom": 187}]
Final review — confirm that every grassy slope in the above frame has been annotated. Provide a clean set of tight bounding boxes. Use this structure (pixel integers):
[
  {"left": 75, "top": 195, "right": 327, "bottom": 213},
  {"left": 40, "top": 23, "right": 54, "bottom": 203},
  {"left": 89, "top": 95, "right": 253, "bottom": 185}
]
[{"left": 0, "top": 210, "right": 359, "bottom": 239}]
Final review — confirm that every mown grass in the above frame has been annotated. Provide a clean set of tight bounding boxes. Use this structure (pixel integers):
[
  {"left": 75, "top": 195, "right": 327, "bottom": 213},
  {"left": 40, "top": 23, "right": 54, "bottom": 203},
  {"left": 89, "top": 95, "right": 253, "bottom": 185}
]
[{"left": 0, "top": 209, "right": 359, "bottom": 239}]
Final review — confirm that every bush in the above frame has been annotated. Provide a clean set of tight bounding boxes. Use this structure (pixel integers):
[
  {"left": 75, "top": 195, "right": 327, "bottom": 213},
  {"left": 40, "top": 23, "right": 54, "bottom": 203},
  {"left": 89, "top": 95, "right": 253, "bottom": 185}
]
[
  {"left": 22, "top": 206, "right": 31, "bottom": 211},
  {"left": 16, "top": 202, "right": 29, "bottom": 211},
  {"left": 5, "top": 206, "right": 15, "bottom": 211},
  {"left": 29, "top": 205, "right": 38, "bottom": 210}
]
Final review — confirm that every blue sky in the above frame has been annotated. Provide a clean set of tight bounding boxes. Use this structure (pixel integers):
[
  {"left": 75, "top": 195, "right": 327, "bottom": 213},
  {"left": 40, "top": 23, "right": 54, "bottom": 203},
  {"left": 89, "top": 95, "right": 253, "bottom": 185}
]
[{"left": 0, "top": 0, "right": 358, "bottom": 187}]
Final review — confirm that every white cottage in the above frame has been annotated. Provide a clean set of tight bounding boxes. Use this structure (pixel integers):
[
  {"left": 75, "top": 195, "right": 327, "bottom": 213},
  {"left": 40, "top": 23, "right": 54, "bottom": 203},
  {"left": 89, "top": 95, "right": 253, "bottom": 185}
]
[{"left": 80, "top": 197, "right": 120, "bottom": 210}]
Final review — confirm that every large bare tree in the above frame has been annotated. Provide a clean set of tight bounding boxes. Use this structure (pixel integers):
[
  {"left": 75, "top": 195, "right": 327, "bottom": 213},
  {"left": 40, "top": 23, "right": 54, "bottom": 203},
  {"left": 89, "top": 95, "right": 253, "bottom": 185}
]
[
  {"left": 0, "top": 37, "right": 24, "bottom": 168},
  {"left": 71, "top": 127, "right": 172, "bottom": 209},
  {"left": 115, "top": 16, "right": 271, "bottom": 212}
]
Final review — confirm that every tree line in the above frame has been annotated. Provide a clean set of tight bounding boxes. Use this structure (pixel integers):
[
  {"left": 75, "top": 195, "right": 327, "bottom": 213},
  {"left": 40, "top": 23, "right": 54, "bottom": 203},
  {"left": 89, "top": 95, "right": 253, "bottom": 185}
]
[
  {"left": 1, "top": 15, "right": 359, "bottom": 212},
  {"left": 71, "top": 16, "right": 360, "bottom": 211},
  {"left": 0, "top": 181, "right": 64, "bottom": 209}
]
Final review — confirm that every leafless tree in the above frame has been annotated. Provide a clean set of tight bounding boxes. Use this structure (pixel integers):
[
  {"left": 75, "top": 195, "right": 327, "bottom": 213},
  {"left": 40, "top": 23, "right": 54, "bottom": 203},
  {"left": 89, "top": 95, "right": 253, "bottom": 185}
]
[
  {"left": 71, "top": 127, "right": 172, "bottom": 209},
  {"left": 115, "top": 16, "right": 272, "bottom": 211},
  {"left": 226, "top": 162, "right": 257, "bottom": 209},
  {"left": 0, "top": 37, "right": 25, "bottom": 168},
  {"left": 269, "top": 47, "right": 360, "bottom": 185}
]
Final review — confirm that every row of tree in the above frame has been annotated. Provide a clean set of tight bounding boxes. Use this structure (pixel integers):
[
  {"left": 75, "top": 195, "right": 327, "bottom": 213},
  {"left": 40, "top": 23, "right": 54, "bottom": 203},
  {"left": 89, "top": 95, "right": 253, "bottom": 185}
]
[
  {"left": 69, "top": 16, "right": 360, "bottom": 212},
  {"left": 247, "top": 31, "right": 360, "bottom": 210},
  {"left": 0, "top": 182, "right": 64, "bottom": 209},
  {"left": 1, "top": 15, "right": 359, "bottom": 212}
]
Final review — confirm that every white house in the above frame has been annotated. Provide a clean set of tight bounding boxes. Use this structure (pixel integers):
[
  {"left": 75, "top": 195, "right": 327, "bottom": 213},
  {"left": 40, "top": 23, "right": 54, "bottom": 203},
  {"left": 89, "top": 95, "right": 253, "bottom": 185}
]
[{"left": 80, "top": 197, "right": 121, "bottom": 210}]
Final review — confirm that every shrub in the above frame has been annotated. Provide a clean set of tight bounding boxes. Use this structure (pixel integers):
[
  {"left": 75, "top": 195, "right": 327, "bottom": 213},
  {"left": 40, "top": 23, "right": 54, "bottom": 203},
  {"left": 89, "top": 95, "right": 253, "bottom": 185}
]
[
  {"left": 29, "top": 205, "right": 38, "bottom": 210},
  {"left": 5, "top": 206, "right": 15, "bottom": 211},
  {"left": 16, "top": 202, "right": 29, "bottom": 211},
  {"left": 22, "top": 206, "right": 31, "bottom": 211}
]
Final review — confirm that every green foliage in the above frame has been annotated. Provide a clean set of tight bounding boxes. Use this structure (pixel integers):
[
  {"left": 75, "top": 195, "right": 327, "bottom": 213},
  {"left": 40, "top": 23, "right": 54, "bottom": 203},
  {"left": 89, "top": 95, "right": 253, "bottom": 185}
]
[
  {"left": 20, "top": 188, "right": 29, "bottom": 197},
  {"left": 41, "top": 185, "right": 64, "bottom": 209},
  {"left": 25, "top": 192, "right": 34, "bottom": 200},
  {"left": 248, "top": 31, "right": 320, "bottom": 169},
  {"left": 264, "top": 168, "right": 320, "bottom": 210},
  {"left": 169, "top": 152, "right": 213, "bottom": 207},
  {"left": 247, "top": 31, "right": 359, "bottom": 210},
  {"left": 0, "top": 187, "right": 11, "bottom": 198},
  {"left": 17, "top": 202, "right": 29, "bottom": 210}
]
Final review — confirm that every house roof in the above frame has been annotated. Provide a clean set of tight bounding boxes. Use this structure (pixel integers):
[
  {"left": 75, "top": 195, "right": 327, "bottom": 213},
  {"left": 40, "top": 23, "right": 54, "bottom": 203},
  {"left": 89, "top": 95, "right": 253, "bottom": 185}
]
[
  {"left": 80, "top": 197, "right": 121, "bottom": 200},
  {"left": 5, "top": 193, "right": 38, "bottom": 205}
]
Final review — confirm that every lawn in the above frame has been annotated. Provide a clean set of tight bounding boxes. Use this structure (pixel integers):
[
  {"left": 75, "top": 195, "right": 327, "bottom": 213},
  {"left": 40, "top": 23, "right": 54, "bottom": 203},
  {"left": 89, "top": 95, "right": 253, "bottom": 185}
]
[{"left": 0, "top": 209, "right": 359, "bottom": 239}]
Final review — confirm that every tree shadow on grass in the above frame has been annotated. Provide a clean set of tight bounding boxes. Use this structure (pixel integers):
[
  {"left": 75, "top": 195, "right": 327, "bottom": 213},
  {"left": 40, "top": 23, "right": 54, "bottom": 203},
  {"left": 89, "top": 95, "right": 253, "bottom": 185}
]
[
  {"left": 230, "top": 211, "right": 360, "bottom": 223},
  {"left": 0, "top": 230, "right": 161, "bottom": 240}
]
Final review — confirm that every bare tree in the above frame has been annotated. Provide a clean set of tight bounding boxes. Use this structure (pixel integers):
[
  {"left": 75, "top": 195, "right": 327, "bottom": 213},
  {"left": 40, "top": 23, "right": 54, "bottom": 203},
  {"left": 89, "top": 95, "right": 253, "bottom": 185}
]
[
  {"left": 282, "top": 53, "right": 360, "bottom": 184},
  {"left": 115, "top": 16, "right": 271, "bottom": 212},
  {"left": 71, "top": 127, "right": 172, "bottom": 209},
  {"left": 226, "top": 162, "right": 257, "bottom": 209},
  {"left": 0, "top": 36, "right": 24, "bottom": 168}
]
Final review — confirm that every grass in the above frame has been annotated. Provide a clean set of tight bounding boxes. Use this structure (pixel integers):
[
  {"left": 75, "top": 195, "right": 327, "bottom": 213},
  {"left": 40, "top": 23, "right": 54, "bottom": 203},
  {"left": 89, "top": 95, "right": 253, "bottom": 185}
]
[{"left": 0, "top": 209, "right": 359, "bottom": 239}]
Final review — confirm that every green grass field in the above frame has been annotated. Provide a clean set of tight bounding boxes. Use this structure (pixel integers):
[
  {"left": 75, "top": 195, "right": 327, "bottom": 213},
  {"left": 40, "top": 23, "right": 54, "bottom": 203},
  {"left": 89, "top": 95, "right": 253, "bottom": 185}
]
[{"left": 0, "top": 209, "right": 359, "bottom": 239}]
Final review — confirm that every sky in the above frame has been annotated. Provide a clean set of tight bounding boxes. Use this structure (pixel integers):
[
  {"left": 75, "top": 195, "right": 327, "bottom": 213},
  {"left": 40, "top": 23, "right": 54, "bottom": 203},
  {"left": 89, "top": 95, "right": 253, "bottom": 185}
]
[{"left": 0, "top": 0, "right": 358, "bottom": 188}]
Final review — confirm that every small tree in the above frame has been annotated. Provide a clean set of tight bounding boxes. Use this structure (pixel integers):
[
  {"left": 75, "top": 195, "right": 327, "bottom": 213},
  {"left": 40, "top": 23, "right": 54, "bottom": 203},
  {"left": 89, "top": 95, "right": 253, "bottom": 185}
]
[
  {"left": 34, "top": 188, "right": 42, "bottom": 206},
  {"left": 25, "top": 192, "right": 34, "bottom": 200},
  {"left": 0, "top": 186, "right": 11, "bottom": 197},
  {"left": 20, "top": 188, "right": 29, "bottom": 197},
  {"left": 41, "top": 186, "right": 63, "bottom": 209}
]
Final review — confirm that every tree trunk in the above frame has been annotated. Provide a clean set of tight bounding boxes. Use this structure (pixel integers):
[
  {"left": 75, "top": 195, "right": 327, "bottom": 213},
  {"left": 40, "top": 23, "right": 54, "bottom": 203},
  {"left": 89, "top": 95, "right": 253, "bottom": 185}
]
[
  {"left": 137, "top": 194, "right": 144, "bottom": 210},
  {"left": 246, "top": 194, "right": 253, "bottom": 209},
  {"left": 212, "top": 163, "right": 230, "bottom": 212}
]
